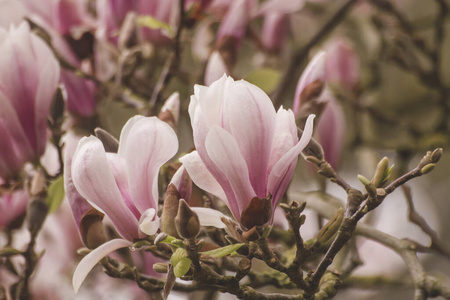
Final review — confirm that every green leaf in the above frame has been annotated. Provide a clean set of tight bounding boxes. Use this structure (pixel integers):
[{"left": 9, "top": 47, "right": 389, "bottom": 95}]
[
  {"left": 173, "top": 257, "right": 191, "bottom": 277},
  {"left": 244, "top": 68, "right": 281, "bottom": 94},
  {"left": 137, "top": 16, "right": 174, "bottom": 37},
  {"left": 170, "top": 248, "right": 191, "bottom": 277},
  {"left": 45, "top": 176, "right": 65, "bottom": 214},
  {"left": 200, "top": 243, "right": 244, "bottom": 258}
]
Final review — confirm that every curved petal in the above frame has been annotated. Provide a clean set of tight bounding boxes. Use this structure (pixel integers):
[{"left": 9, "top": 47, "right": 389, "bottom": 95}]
[
  {"left": 179, "top": 151, "right": 227, "bottom": 202},
  {"left": 293, "top": 52, "right": 326, "bottom": 116},
  {"left": 205, "top": 126, "right": 256, "bottom": 220},
  {"left": 138, "top": 208, "right": 160, "bottom": 236},
  {"left": 222, "top": 80, "right": 276, "bottom": 197},
  {"left": 117, "top": 115, "right": 145, "bottom": 158},
  {"left": 267, "top": 107, "right": 297, "bottom": 177},
  {"left": 191, "top": 207, "right": 227, "bottom": 228},
  {"left": 73, "top": 239, "right": 132, "bottom": 293},
  {"left": 267, "top": 114, "right": 315, "bottom": 205},
  {"left": 124, "top": 117, "right": 178, "bottom": 213},
  {"left": 204, "top": 51, "right": 229, "bottom": 86},
  {"left": 71, "top": 136, "right": 138, "bottom": 240}
]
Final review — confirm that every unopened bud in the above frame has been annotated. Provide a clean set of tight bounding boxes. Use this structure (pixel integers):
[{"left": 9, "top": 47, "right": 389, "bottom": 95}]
[
  {"left": 235, "top": 257, "right": 252, "bottom": 280},
  {"left": 431, "top": 148, "right": 443, "bottom": 163},
  {"left": 27, "top": 198, "right": 48, "bottom": 237},
  {"left": 317, "top": 207, "right": 344, "bottom": 244},
  {"left": 302, "top": 135, "right": 325, "bottom": 161},
  {"left": 162, "top": 184, "right": 182, "bottom": 238},
  {"left": 175, "top": 199, "right": 200, "bottom": 240},
  {"left": 358, "top": 175, "right": 376, "bottom": 198},
  {"left": 318, "top": 162, "right": 335, "bottom": 179},
  {"left": 158, "top": 92, "right": 180, "bottom": 129},
  {"left": 153, "top": 263, "right": 169, "bottom": 274},
  {"left": 372, "top": 157, "right": 390, "bottom": 187},
  {"left": 240, "top": 195, "right": 272, "bottom": 230},
  {"left": 94, "top": 128, "right": 119, "bottom": 153},
  {"left": 80, "top": 208, "right": 106, "bottom": 249}
]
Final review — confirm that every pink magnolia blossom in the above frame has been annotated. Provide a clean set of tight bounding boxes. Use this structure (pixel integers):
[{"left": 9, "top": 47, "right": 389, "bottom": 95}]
[
  {"left": 257, "top": 0, "right": 305, "bottom": 53},
  {"left": 180, "top": 75, "right": 315, "bottom": 227},
  {"left": 71, "top": 116, "right": 179, "bottom": 241},
  {"left": 315, "top": 90, "right": 346, "bottom": 170},
  {"left": 293, "top": 51, "right": 326, "bottom": 117},
  {"left": 325, "top": 38, "right": 360, "bottom": 91},
  {"left": 0, "top": 189, "right": 28, "bottom": 229},
  {"left": 0, "top": 23, "right": 60, "bottom": 179}
]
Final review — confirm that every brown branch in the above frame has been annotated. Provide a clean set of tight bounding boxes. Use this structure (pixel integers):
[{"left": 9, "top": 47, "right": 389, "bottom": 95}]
[{"left": 272, "top": 0, "right": 360, "bottom": 107}]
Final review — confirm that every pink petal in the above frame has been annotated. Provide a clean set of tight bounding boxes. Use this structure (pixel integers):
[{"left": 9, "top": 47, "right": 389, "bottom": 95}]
[
  {"left": 71, "top": 136, "right": 139, "bottom": 241},
  {"left": 179, "top": 151, "right": 227, "bottom": 203},
  {"left": 73, "top": 239, "right": 132, "bottom": 293},
  {"left": 267, "top": 114, "right": 315, "bottom": 206},
  {"left": 204, "top": 51, "right": 229, "bottom": 86},
  {"left": 117, "top": 115, "right": 145, "bottom": 158},
  {"left": 124, "top": 117, "right": 178, "bottom": 213},
  {"left": 293, "top": 52, "right": 326, "bottom": 116},
  {"left": 205, "top": 126, "right": 256, "bottom": 220},
  {"left": 169, "top": 165, "right": 192, "bottom": 202},
  {"left": 267, "top": 107, "right": 297, "bottom": 177},
  {"left": 222, "top": 80, "right": 276, "bottom": 198}
]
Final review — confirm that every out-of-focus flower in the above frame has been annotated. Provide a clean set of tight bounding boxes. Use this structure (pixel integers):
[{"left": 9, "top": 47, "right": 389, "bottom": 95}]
[
  {"left": 257, "top": 0, "right": 305, "bottom": 53},
  {"left": 23, "top": 0, "right": 91, "bottom": 35},
  {"left": 180, "top": 75, "right": 314, "bottom": 229},
  {"left": 71, "top": 116, "right": 178, "bottom": 241},
  {"left": 325, "top": 38, "right": 360, "bottom": 91},
  {"left": 314, "top": 90, "right": 346, "bottom": 170},
  {"left": 0, "top": 23, "right": 60, "bottom": 179},
  {"left": 136, "top": 0, "right": 178, "bottom": 44},
  {"left": 204, "top": 51, "right": 229, "bottom": 86},
  {"left": 0, "top": 0, "right": 27, "bottom": 28},
  {"left": 0, "top": 189, "right": 28, "bottom": 230},
  {"left": 293, "top": 51, "right": 326, "bottom": 117}
]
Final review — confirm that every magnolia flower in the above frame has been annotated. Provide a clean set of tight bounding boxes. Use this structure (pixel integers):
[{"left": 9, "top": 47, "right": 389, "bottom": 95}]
[
  {"left": 293, "top": 51, "right": 326, "bottom": 117},
  {"left": 71, "top": 116, "right": 177, "bottom": 292},
  {"left": 325, "top": 38, "right": 360, "bottom": 91},
  {"left": 257, "top": 0, "right": 305, "bottom": 53},
  {"left": 180, "top": 75, "right": 315, "bottom": 229},
  {"left": 0, "top": 22, "right": 60, "bottom": 179},
  {"left": 0, "top": 189, "right": 28, "bottom": 230}
]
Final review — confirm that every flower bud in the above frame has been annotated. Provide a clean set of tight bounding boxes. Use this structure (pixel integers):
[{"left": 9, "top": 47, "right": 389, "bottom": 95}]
[
  {"left": 175, "top": 199, "right": 200, "bottom": 240},
  {"left": 317, "top": 207, "right": 344, "bottom": 244},
  {"left": 240, "top": 195, "right": 272, "bottom": 230},
  {"left": 158, "top": 92, "right": 180, "bottom": 130},
  {"left": 372, "top": 157, "right": 390, "bottom": 187},
  {"left": 162, "top": 184, "right": 182, "bottom": 238},
  {"left": 27, "top": 198, "right": 48, "bottom": 237},
  {"left": 94, "top": 128, "right": 119, "bottom": 153}
]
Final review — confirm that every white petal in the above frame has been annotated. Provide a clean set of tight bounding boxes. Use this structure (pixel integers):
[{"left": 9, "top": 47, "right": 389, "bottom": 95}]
[
  {"left": 73, "top": 239, "right": 132, "bottom": 293},
  {"left": 191, "top": 207, "right": 228, "bottom": 228},
  {"left": 138, "top": 208, "right": 160, "bottom": 236},
  {"left": 117, "top": 115, "right": 145, "bottom": 158}
]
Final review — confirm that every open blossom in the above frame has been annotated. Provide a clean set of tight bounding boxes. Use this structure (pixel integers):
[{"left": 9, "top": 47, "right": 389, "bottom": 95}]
[
  {"left": 180, "top": 75, "right": 314, "bottom": 228},
  {"left": 0, "top": 22, "right": 60, "bottom": 179},
  {"left": 71, "top": 116, "right": 179, "bottom": 241}
]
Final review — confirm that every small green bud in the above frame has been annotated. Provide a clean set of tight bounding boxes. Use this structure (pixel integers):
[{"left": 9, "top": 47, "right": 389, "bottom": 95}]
[
  {"left": 153, "top": 263, "right": 169, "bottom": 274},
  {"left": 357, "top": 174, "right": 371, "bottom": 186},
  {"left": 358, "top": 175, "right": 376, "bottom": 198},
  {"left": 431, "top": 148, "right": 443, "bottom": 163},
  {"left": 420, "top": 163, "right": 436, "bottom": 175},
  {"left": 317, "top": 207, "right": 344, "bottom": 244},
  {"left": 372, "top": 157, "right": 390, "bottom": 187}
]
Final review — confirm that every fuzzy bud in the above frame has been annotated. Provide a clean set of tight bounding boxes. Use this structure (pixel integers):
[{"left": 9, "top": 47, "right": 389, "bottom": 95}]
[
  {"left": 162, "top": 184, "right": 182, "bottom": 238},
  {"left": 240, "top": 195, "right": 272, "bottom": 231},
  {"left": 175, "top": 199, "right": 200, "bottom": 240}
]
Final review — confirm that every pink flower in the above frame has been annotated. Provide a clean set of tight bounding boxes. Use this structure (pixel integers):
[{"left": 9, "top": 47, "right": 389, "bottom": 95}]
[
  {"left": 325, "top": 38, "right": 360, "bottom": 91},
  {"left": 0, "top": 22, "right": 60, "bottom": 179},
  {"left": 180, "top": 75, "right": 314, "bottom": 228},
  {"left": 0, "top": 189, "right": 28, "bottom": 229},
  {"left": 71, "top": 116, "right": 178, "bottom": 241},
  {"left": 314, "top": 90, "right": 346, "bottom": 170}
]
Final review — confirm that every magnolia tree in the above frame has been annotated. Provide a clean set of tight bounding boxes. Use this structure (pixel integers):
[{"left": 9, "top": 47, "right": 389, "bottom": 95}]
[{"left": 1, "top": 0, "right": 450, "bottom": 299}]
